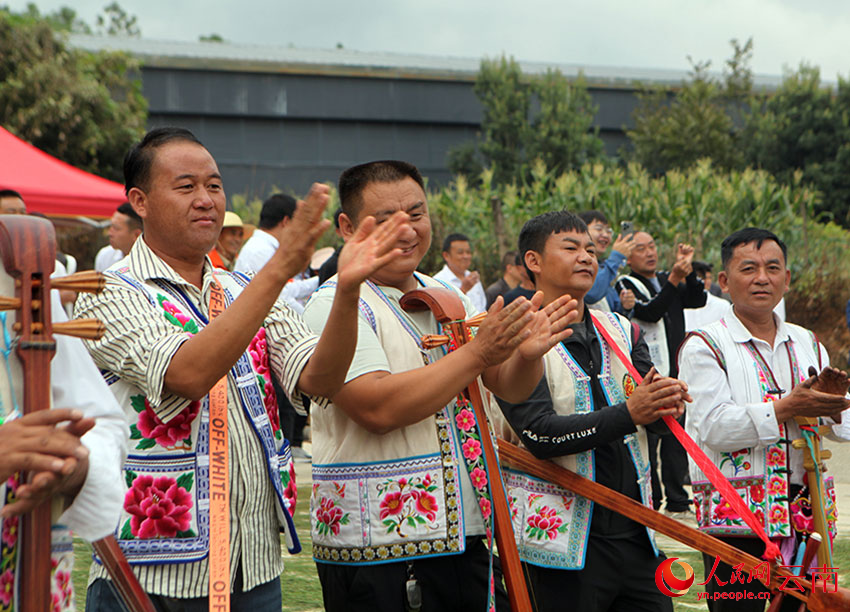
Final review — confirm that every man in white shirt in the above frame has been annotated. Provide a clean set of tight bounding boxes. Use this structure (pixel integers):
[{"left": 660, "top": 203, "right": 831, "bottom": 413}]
[
  {"left": 433, "top": 233, "right": 487, "bottom": 313},
  {"left": 678, "top": 227, "right": 850, "bottom": 610},
  {"left": 234, "top": 193, "right": 319, "bottom": 314},
  {"left": 95, "top": 203, "right": 143, "bottom": 272}
]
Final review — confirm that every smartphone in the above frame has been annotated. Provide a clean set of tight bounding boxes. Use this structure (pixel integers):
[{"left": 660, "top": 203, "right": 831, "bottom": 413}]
[{"left": 620, "top": 221, "right": 634, "bottom": 236}]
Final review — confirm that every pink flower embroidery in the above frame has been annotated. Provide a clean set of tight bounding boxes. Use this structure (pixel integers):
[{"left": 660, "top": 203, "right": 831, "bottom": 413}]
[
  {"left": 413, "top": 491, "right": 439, "bottom": 522},
  {"left": 766, "top": 447, "right": 786, "bottom": 467},
  {"left": 769, "top": 505, "right": 788, "bottom": 524},
  {"left": 0, "top": 569, "right": 13, "bottom": 606},
  {"left": 284, "top": 462, "right": 297, "bottom": 514},
  {"left": 248, "top": 328, "right": 280, "bottom": 433},
  {"left": 470, "top": 467, "right": 488, "bottom": 490},
  {"left": 316, "top": 497, "right": 345, "bottom": 536},
  {"left": 479, "top": 497, "right": 492, "bottom": 520},
  {"left": 52, "top": 569, "right": 72, "bottom": 612},
  {"left": 1, "top": 515, "right": 18, "bottom": 548},
  {"left": 767, "top": 476, "right": 786, "bottom": 497},
  {"left": 462, "top": 438, "right": 482, "bottom": 461},
  {"left": 124, "top": 475, "right": 193, "bottom": 539},
  {"left": 380, "top": 491, "right": 405, "bottom": 519},
  {"left": 137, "top": 399, "right": 200, "bottom": 448},
  {"left": 455, "top": 409, "right": 475, "bottom": 432},
  {"left": 527, "top": 506, "right": 563, "bottom": 540},
  {"left": 749, "top": 484, "right": 765, "bottom": 504},
  {"left": 713, "top": 498, "right": 740, "bottom": 522}
]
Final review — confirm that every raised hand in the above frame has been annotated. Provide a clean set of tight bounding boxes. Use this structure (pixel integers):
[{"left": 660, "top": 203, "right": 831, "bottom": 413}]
[
  {"left": 626, "top": 367, "right": 688, "bottom": 425},
  {"left": 461, "top": 271, "right": 480, "bottom": 293},
  {"left": 0, "top": 409, "right": 94, "bottom": 517},
  {"left": 273, "top": 182, "right": 332, "bottom": 278},
  {"left": 516, "top": 292, "right": 579, "bottom": 361},
  {"left": 336, "top": 212, "right": 410, "bottom": 292},
  {"left": 612, "top": 233, "right": 635, "bottom": 257},
  {"left": 669, "top": 243, "right": 695, "bottom": 284},
  {"left": 619, "top": 288, "right": 636, "bottom": 310},
  {"left": 468, "top": 296, "right": 536, "bottom": 368}
]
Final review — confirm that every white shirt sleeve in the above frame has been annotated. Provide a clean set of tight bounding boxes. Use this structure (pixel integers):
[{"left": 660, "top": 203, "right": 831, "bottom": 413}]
[
  {"left": 51, "top": 300, "right": 129, "bottom": 541},
  {"left": 233, "top": 235, "right": 276, "bottom": 275},
  {"left": 679, "top": 335, "right": 781, "bottom": 452}
]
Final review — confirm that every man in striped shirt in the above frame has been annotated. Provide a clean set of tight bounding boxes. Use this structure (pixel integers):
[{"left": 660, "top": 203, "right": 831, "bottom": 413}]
[{"left": 77, "top": 127, "right": 407, "bottom": 611}]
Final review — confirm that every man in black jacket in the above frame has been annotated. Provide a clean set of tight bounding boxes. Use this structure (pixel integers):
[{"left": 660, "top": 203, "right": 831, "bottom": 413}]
[{"left": 615, "top": 231, "right": 706, "bottom": 518}]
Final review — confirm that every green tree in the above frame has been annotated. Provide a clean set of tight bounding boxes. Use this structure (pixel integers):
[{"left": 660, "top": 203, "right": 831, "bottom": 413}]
[
  {"left": 448, "top": 56, "right": 603, "bottom": 185},
  {"left": 473, "top": 55, "right": 531, "bottom": 185},
  {"left": 95, "top": 2, "right": 140, "bottom": 37},
  {"left": 527, "top": 70, "right": 604, "bottom": 175},
  {"left": 626, "top": 39, "right": 753, "bottom": 174},
  {"left": 743, "top": 66, "right": 850, "bottom": 224},
  {"left": 0, "top": 8, "right": 148, "bottom": 181}
]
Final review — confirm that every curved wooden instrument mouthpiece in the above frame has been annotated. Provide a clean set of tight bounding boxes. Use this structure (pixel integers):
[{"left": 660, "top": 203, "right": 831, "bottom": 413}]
[{"left": 400, "top": 288, "right": 466, "bottom": 323}]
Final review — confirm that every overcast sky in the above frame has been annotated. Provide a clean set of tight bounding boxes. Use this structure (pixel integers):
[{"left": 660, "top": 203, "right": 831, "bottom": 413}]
[{"left": 6, "top": 0, "right": 850, "bottom": 81}]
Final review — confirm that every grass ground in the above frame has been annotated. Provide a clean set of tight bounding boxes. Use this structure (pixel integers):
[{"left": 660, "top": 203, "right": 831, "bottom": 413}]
[{"left": 72, "top": 485, "right": 847, "bottom": 611}]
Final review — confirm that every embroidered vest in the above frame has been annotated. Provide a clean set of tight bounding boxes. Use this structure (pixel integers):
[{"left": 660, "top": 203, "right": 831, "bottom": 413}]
[
  {"left": 587, "top": 296, "right": 611, "bottom": 312},
  {"left": 98, "top": 267, "right": 299, "bottom": 565},
  {"left": 683, "top": 319, "right": 837, "bottom": 540},
  {"left": 618, "top": 275, "right": 670, "bottom": 376},
  {"left": 502, "top": 311, "right": 656, "bottom": 570},
  {"left": 309, "top": 274, "right": 496, "bottom": 565}
]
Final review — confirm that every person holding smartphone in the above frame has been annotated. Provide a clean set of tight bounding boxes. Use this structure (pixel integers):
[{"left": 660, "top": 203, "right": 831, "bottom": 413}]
[{"left": 578, "top": 210, "right": 636, "bottom": 316}]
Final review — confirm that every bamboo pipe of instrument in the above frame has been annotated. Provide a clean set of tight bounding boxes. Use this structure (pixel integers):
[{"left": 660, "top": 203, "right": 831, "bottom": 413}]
[
  {"left": 53, "top": 319, "right": 106, "bottom": 340},
  {"left": 50, "top": 270, "right": 106, "bottom": 293}
]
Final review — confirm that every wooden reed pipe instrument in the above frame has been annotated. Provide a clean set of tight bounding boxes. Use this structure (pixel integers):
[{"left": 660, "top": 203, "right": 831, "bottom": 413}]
[{"left": 400, "top": 288, "right": 532, "bottom": 612}]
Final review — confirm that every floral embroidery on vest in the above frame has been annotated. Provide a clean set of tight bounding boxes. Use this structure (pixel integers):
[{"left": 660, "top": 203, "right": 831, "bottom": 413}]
[
  {"left": 120, "top": 473, "right": 195, "bottom": 540},
  {"left": 248, "top": 328, "right": 280, "bottom": 437},
  {"left": 129, "top": 395, "right": 199, "bottom": 451},
  {"left": 377, "top": 475, "right": 441, "bottom": 536},
  {"left": 157, "top": 294, "right": 199, "bottom": 335}
]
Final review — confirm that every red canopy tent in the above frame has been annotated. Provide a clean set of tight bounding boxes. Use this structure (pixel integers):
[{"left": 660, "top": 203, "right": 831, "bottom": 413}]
[{"left": 0, "top": 126, "right": 125, "bottom": 219}]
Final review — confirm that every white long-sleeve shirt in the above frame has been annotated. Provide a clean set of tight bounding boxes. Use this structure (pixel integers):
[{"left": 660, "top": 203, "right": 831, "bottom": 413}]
[
  {"left": 433, "top": 264, "right": 487, "bottom": 314},
  {"left": 679, "top": 310, "right": 850, "bottom": 486}
]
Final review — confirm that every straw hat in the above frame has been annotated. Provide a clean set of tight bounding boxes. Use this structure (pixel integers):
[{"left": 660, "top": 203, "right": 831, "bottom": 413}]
[{"left": 222, "top": 211, "right": 243, "bottom": 228}]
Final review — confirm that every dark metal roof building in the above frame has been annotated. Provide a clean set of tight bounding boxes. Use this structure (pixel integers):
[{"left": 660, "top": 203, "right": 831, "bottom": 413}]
[{"left": 70, "top": 35, "right": 783, "bottom": 200}]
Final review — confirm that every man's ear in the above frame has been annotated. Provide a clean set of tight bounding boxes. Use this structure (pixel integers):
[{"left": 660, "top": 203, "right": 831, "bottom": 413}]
[
  {"left": 127, "top": 187, "right": 147, "bottom": 219},
  {"left": 717, "top": 270, "right": 729, "bottom": 293},
  {"left": 524, "top": 250, "right": 543, "bottom": 278},
  {"left": 338, "top": 212, "right": 356, "bottom": 241}
]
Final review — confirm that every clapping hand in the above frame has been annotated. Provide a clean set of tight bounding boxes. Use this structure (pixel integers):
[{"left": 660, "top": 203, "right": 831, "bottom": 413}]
[
  {"left": 0, "top": 409, "right": 93, "bottom": 518},
  {"left": 516, "top": 292, "right": 579, "bottom": 361},
  {"left": 336, "top": 212, "right": 410, "bottom": 292}
]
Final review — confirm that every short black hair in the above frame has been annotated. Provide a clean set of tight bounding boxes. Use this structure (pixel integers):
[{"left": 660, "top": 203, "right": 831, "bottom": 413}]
[
  {"left": 259, "top": 194, "right": 297, "bottom": 229},
  {"left": 123, "top": 127, "right": 205, "bottom": 196},
  {"left": 332, "top": 208, "right": 342, "bottom": 230},
  {"left": 442, "top": 233, "right": 470, "bottom": 254},
  {"left": 0, "top": 189, "right": 23, "bottom": 200},
  {"left": 518, "top": 211, "right": 588, "bottom": 282},
  {"left": 720, "top": 228, "right": 787, "bottom": 270},
  {"left": 116, "top": 202, "right": 143, "bottom": 232},
  {"left": 577, "top": 210, "right": 608, "bottom": 226},
  {"left": 691, "top": 260, "right": 713, "bottom": 277},
  {"left": 501, "top": 250, "right": 518, "bottom": 271},
  {"left": 338, "top": 160, "right": 425, "bottom": 221}
]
